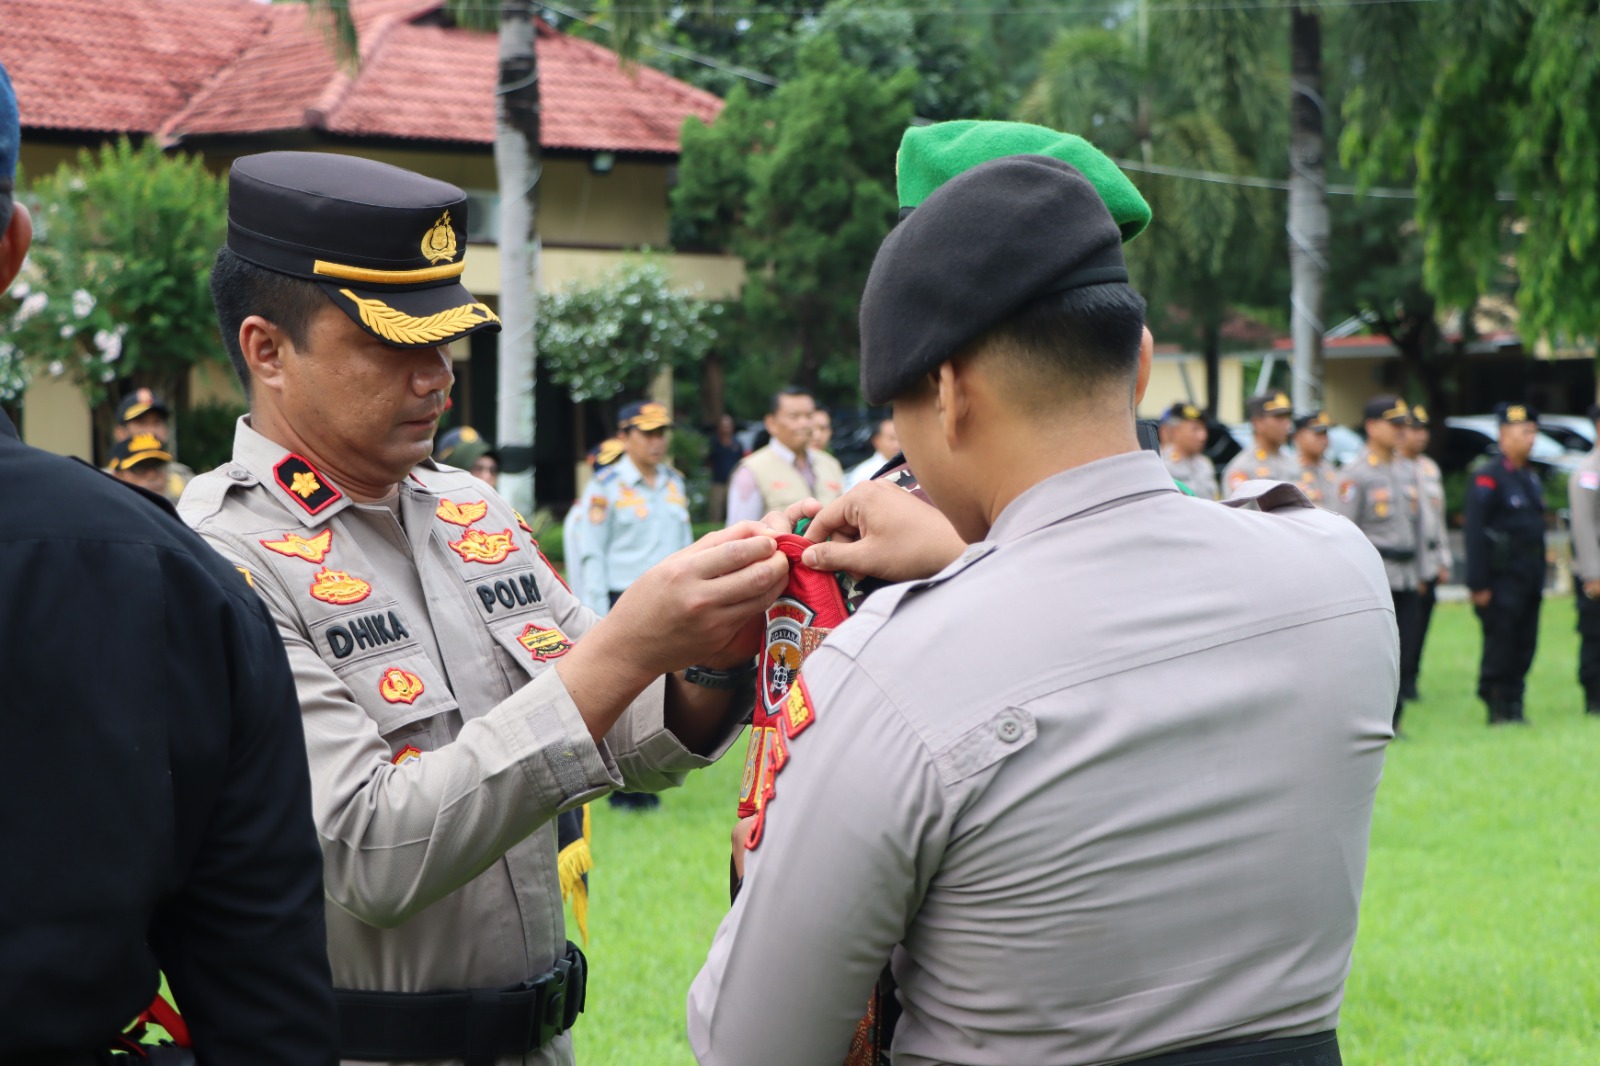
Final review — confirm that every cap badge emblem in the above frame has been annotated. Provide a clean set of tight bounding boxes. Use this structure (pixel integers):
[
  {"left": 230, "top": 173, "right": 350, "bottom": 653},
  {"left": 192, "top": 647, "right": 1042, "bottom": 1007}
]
[{"left": 421, "top": 211, "right": 458, "bottom": 265}]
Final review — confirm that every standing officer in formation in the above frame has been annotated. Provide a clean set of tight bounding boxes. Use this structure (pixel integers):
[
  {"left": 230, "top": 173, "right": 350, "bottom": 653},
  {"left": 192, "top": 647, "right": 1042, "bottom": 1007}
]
[
  {"left": 0, "top": 66, "right": 338, "bottom": 1062},
  {"left": 691, "top": 154, "right": 1395, "bottom": 1066},
  {"left": 1292, "top": 410, "right": 1339, "bottom": 507},
  {"left": 724, "top": 387, "right": 845, "bottom": 525},
  {"left": 1464, "top": 403, "right": 1546, "bottom": 725},
  {"left": 435, "top": 424, "right": 501, "bottom": 488},
  {"left": 107, "top": 432, "right": 174, "bottom": 497},
  {"left": 1398, "top": 405, "right": 1451, "bottom": 701},
  {"left": 1567, "top": 403, "right": 1600, "bottom": 715},
  {"left": 180, "top": 152, "right": 786, "bottom": 1066},
  {"left": 111, "top": 388, "right": 195, "bottom": 503},
  {"left": 1160, "top": 402, "right": 1219, "bottom": 499},
  {"left": 1221, "top": 391, "right": 1297, "bottom": 495},
  {"left": 1338, "top": 396, "right": 1421, "bottom": 731},
  {"left": 580, "top": 401, "right": 692, "bottom": 615}
]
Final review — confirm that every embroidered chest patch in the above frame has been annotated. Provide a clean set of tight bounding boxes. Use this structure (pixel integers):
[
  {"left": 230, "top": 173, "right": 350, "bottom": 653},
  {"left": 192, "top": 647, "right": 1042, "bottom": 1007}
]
[
  {"left": 448, "top": 528, "right": 518, "bottom": 565},
  {"left": 436, "top": 498, "right": 489, "bottom": 527},
  {"left": 378, "top": 667, "right": 425, "bottom": 705},
  {"left": 309, "top": 567, "right": 371, "bottom": 605},
  {"left": 261, "top": 528, "right": 333, "bottom": 564},
  {"left": 516, "top": 623, "right": 572, "bottom": 661}
]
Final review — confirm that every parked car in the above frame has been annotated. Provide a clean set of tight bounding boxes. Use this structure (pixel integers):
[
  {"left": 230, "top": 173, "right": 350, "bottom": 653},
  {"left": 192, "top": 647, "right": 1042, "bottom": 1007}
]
[
  {"left": 1440, "top": 415, "right": 1584, "bottom": 475},
  {"left": 1531, "top": 413, "right": 1594, "bottom": 453}
]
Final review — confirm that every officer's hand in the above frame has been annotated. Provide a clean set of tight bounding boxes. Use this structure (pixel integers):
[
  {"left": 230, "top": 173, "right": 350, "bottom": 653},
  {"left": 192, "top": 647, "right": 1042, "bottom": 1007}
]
[
  {"left": 801, "top": 481, "right": 966, "bottom": 582},
  {"left": 759, "top": 498, "right": 823, "bottom": 536},
  {"left": 730, "top": 816, "right": 758, "bottom": 881},
  {"left": 608, "top": 523, "right": 788, "bottom": 674},
  {"left": 1471, "top": 589, "right": 1493, "bottom": 608},
  {"left": 1583, "top": 579, "right": 1600, "bottom": 600}
]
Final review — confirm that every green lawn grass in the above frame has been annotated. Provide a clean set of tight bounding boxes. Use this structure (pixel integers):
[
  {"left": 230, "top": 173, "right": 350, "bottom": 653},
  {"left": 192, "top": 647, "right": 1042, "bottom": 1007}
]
[{"left": 569, "top": 598, "right": 1600, "bottom": 1065}]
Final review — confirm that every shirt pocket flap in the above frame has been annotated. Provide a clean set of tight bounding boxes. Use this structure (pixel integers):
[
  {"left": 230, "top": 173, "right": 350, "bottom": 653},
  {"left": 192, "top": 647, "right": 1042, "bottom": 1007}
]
[
  {"left": 336, "top": 655, "right": 460, "bottom": 740},
  {"left": 931, "top": 707, "right": 1037, "bottom": 787}
]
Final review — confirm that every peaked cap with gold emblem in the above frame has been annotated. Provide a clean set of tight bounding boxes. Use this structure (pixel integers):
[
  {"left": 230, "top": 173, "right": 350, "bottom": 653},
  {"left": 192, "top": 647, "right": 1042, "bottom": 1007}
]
[{"left": 226, "top": 152, "right": 501, "bottom": 349}]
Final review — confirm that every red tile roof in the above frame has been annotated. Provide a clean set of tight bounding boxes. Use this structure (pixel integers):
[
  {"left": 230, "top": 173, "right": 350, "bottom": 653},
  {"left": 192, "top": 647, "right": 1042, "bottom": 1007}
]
[{"left": 1, "top": 0, "right": 722, "bottom": 154}]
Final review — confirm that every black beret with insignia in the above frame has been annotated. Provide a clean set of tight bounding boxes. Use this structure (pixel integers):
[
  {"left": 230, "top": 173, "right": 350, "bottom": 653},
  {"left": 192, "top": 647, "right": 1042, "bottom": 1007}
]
[
  {"left": 226, "top": 152, "right": 502, "bottom": 349},
  {"left": 858, "top": 155, "right": 1128, "bottom": 406}
]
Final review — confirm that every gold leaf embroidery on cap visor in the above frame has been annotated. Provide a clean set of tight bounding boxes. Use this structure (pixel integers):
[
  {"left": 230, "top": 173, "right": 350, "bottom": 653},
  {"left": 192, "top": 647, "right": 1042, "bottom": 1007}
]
[{"left": 339, "top": 289, "right": 500, "bottom": 346}]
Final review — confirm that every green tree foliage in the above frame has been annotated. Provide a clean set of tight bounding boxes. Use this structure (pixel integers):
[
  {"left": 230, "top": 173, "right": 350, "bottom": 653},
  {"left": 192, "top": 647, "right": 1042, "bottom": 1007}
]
[
  {"left": 538, "top": 257, "right": 721, "bottom": 404},
  {"left": 672, "top": 32, "right": 916, "bottom": 403},
  {"left": 2, "top": 139, "right": 226, "bottom": 411},
  {"left": 1341, "top": 0, "right": 1600, "bottom": 346},
  {"left": 1019, "top": 4, "right": 1285, "bottom": 411}
]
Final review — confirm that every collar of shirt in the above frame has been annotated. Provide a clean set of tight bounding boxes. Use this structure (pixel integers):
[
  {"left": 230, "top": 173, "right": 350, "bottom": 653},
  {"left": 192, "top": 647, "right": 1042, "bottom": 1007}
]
[
  {"left": 613, "top": 454, "right": 672, "bottom": 489},
  {"left": 229, "top": 415, "right": 440, "bottom": 525},
  {"left": 987, "top": 450, "right": 1180, "bottom": 546}
]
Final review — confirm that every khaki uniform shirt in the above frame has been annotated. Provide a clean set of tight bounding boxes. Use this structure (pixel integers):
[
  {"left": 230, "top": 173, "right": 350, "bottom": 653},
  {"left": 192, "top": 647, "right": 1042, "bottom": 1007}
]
[
  {"left": 1414, "top": 454, "right": 1453, "bottom": 583},
  {"left": 1221, "top": 444, "right": 1298, "bottom": 496},
  {"left": 1337, "top": 447, "right": 1421, "bottom": 591},
  {"left": 181, "top": 419, "right": 735, "bottom": 1066},
  {"left": 1295, "top": 457, "right": 1341, "bottom": 509},
  {"left": 689, "top": 453, "right": 1396, "bottom": 1066},
  {"left": 726, "top": 443, "right": 845, "bottom": 524},
  {"left": 1569, "top": 449, "right": 1600, "bottom": 582},
  {"left": 1162, "top": 448, "right": 1219, "bottom": 500}
]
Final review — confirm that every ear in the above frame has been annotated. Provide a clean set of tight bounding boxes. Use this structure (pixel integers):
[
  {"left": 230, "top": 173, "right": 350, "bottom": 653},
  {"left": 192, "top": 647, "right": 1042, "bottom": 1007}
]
[
  {"left": 0, "top": 201, "right": 33, "bottom": 291},
  {"left": 239, "top": 315, "right": 294, "bottom": 396},
  {"left": 1133, "top": 325, "right": 1154, "bottom": 407},
  {"left": 934, "top": 361, "right": 972, "bottom": 451}
]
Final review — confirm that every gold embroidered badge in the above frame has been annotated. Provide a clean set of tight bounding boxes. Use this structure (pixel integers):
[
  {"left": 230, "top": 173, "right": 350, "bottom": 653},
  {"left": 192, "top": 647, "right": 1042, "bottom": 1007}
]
[
  {"left": 339, "top": 289, "right": 500, "bottom": 347},
  {"left": 260, "top": 528, "right": 333, "bottom": 564},
  {"left": 436, "top": 498, "right": 489, "bottom": 527},
  {"left": 516, "top": 623, "right": 573, "bottom": 661},
  {"left": 129, "top": 433, "right": 164, "bottom": 453},
  {"left": 379, "top": 668, "right": 425, "bottom": 705},
  {"left": 289, "top": 470, "right": 321, "bottom": 499},
  {"left": 448, "top": 527, "right": 518, "bottom": 565},
  {"left": 421, "top": 211, "right": 458, "bottom": 265},
  {"left": 309, "top": 567, "right": 371, "bottom": 606}
]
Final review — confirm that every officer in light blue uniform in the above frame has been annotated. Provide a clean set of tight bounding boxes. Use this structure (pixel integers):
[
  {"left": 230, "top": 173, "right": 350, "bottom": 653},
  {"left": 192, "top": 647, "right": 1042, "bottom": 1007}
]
[{"left": 579, "top": 401, "right": 693, "bottom": 617}]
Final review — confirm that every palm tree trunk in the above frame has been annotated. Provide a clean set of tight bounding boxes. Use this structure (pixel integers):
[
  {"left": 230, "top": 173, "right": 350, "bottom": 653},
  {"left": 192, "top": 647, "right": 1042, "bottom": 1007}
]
[
  {"left": 1287, "top": 3, "right": 1328, "bottom": 414},
  {"left": 495, "top": 1, "right": 541, "bottom": 512}
]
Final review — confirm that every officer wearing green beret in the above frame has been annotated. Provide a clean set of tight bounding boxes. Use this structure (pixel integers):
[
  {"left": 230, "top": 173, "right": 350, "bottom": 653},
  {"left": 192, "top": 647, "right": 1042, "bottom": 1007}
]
[
  {"left": 178, "top": 152, "right": 785, "bottom": 1066},
  {"left": 692, "top": 154, "right": 1393, "bottom": 1066},
  {"left": 1161, "top": 402, "right": 1219, "bottom": 499}
]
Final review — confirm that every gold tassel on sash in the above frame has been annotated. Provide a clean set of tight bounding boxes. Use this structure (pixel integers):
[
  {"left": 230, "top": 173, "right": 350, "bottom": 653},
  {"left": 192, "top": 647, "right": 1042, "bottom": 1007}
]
[{"left": 557, "top": 804, "right": 592, "bottom": 945}]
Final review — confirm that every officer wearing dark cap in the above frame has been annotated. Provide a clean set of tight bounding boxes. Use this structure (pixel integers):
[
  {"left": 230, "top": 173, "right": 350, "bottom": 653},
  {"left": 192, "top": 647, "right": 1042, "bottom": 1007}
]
[
  {"left": 1338, "top": 396, "right": 1421, "bottom": 730},
  {"left": 1162, "top": 402, "right": 1219, "bottom": 499},
  {"left": 1568, "top": 403, "right": 1600, "bottom": 714},
  {"left": 691, "top": 154, "right": 1393, "bottom": 1066},
  {"left": 179, "top": 152, "right": 785, "bottom": 1066},
  {"left": 1465, "top": 402, "right": 1546, "bottom": 725},
  {"left": 1222, "top": 391, "right": 1298, "bottom": 495},
  {"left": 112, "top": 388, "right": 195, "bottom": 503},
  {"left": 1398, "top": 405, "right": 1451, "bottom": 700},
  {"left": 435, "top": 424, "right": 500, "bottom": 488},
  {"left": 1292, "top": 410, "right": 1340, "bottom": 507},
  {"left": 108, "top": 432, "right": 173, "bottom": 496},
  {"left": 0, "top": 66, "right": 337, "bottom": 1062}
]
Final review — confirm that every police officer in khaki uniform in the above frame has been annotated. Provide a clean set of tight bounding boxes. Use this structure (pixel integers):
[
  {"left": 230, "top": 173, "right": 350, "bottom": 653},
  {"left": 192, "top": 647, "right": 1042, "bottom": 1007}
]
[
  {"left": 690, "top": 156, "right": 1394, "bottom": 1066},
  {"left": 1221, "top": 391, "right": 1297, "bottom": 495},
  {"left": 1567, "top": 404, "right": 1600, "bottom": 714},
  {"left": 1291, "top": 410, "right": 1339, "bottom": 507},
  {"left": 180, "top": 152, "right": 786, "bottom": 1066},
  {"left": 1338, "top": 396, "right": 1421, "bottom": 731},
  {"left": 1398, "top": 405, "right": 1451, "bottom": 700},
  {"left": 111, "top": 388, "right": 197, "bottom": 504},
  {"left": 1161, "top": 402, "right": 1219, "bottom": 499}
]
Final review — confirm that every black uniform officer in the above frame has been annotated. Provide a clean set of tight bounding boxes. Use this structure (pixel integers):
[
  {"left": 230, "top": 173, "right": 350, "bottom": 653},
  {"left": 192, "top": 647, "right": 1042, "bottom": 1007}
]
[
  {"left": 0, "top": 61, "right": 336, "bottom": 1062},
  {"left": 1464, "top": 402, "right": 1547, "bottom": 725}
]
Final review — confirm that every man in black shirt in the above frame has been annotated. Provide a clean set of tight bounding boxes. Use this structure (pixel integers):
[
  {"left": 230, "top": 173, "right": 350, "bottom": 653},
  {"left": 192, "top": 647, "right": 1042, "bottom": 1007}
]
[{"left": 0, "top": 61, "right": 336, "bottom": 1062}]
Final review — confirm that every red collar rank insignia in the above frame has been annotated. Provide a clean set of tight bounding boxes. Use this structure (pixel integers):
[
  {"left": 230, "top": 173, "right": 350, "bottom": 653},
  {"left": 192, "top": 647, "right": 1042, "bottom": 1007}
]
[{"left": 273, "top": 453, "right": 342, "bottom": 516}]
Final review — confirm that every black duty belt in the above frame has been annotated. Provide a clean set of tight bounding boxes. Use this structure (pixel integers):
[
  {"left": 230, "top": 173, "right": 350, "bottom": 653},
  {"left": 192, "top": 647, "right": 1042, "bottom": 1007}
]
[
  {"left": 336, "top": 941, "right": 586, "bottom": 1065},
  {"left": 1376, "top": 546, "right": 1417, "bottom": 563},
  {"left": 1125, "top": 1030, "right": 1340, "bottom": 1066}
]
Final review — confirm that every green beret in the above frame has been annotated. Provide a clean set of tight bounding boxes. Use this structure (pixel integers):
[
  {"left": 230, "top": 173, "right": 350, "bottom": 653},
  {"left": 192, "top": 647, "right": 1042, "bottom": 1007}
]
[{"left": 896, "top": 120, "right": 1151, "bottom": 242}]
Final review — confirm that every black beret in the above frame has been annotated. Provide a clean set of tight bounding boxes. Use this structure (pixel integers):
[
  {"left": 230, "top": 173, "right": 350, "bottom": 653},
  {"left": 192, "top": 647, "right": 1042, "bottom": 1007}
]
[{"left": 858, "top": 155, "right": 1128, "bottom": 406}]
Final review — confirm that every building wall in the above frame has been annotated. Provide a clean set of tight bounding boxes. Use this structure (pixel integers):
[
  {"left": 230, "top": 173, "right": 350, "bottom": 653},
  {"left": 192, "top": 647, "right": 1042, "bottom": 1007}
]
[
  {"left": 1143, "top": 355, "right": 1245, "bottom": 423},
  {"left": 17, "top": 373, "right": 94, "bottom": 460},
  {"left": 1323, "top": 357, "right": 1390, "bottom": 428}
]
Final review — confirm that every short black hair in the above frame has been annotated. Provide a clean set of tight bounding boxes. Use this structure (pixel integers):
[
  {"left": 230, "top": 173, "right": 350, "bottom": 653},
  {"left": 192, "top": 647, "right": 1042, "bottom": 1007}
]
[
  {"left": 769, "top": 386, "right": 813, "bottom": 415},
  {"left": 972, "top": 282, "right": 1146, "bottom": 400},
  {"left": 209, "top": 246, "right": 328, "bottom": 396}
]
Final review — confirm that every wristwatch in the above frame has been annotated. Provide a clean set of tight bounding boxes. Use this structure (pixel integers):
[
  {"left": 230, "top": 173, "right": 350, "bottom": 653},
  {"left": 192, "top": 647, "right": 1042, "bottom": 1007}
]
[{"left": 683, "top": 660, "right": 758, "bottom": 690}]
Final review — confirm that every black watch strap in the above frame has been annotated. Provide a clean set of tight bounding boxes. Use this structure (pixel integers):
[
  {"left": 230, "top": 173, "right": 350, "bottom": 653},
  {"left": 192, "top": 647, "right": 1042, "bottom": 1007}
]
[{"left": 683, "top": 661, "right": 758, "bottom": 690}]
